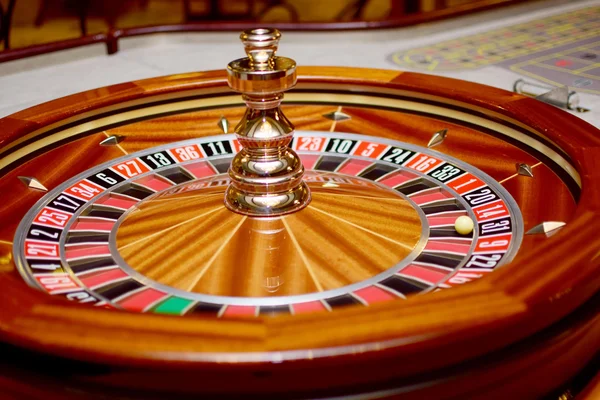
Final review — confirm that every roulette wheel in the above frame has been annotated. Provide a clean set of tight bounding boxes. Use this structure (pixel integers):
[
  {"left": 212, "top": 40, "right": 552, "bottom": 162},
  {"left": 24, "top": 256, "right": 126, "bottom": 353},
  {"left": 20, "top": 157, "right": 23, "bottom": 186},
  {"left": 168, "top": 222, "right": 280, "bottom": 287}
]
[{"left": 1, "top": 27, "right": 599, "bottom": 399}]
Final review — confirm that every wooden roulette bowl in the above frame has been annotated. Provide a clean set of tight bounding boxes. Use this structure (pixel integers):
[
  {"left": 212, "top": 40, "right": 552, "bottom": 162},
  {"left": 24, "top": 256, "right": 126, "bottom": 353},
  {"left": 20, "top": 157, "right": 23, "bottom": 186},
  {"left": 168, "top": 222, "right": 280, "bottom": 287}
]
[{"left": 1, "top": 39, "right": 600, "bottom": 398}]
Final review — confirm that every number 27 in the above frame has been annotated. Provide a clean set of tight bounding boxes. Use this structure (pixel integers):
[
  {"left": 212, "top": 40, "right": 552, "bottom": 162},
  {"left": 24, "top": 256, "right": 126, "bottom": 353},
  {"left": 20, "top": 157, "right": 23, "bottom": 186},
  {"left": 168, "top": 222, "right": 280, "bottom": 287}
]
[{"left": 116, "top": 161, "right": 142, "bottom": 177}]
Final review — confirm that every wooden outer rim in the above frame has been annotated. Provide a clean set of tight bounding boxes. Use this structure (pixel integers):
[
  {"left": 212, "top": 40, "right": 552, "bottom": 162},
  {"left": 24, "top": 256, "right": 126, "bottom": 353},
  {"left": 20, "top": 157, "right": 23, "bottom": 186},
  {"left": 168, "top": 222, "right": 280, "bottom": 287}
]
[
  {"left": 0, "top": 294, "right": 598, "bottom": 398},
  {"left": 0, "top": 67, "right": 599, "bottom": 376}
]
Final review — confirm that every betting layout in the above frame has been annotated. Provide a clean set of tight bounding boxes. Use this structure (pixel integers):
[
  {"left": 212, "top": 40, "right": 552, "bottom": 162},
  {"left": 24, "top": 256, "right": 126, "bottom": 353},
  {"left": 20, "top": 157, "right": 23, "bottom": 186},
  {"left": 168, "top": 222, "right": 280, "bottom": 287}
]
[
  {"left": 14, "top": 132, "right": 522, "bottom": 318},
  {"left": 389, "top": 6, "right": 600, "bottom": 95}
]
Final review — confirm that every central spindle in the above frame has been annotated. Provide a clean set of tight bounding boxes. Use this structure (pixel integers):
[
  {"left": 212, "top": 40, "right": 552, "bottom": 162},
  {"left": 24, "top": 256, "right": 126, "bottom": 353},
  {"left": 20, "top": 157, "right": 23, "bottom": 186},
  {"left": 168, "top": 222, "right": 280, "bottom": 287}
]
[{"left": 225, "top": 28, "right": 311, "bottom": 216}]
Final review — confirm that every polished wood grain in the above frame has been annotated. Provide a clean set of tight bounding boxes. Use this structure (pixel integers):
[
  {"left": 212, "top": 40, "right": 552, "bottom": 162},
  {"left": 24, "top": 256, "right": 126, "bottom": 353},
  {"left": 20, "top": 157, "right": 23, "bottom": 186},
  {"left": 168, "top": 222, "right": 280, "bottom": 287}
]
[
  {"left": 0, "top": 67, "right": 599, "bottom": 398},
  {"left": 117, "top": 172, "right": 422, "bottom": 296},
  {"left": 323, "top": 105, "right": 577, "bottom": 229},
  {"left": 0, "top": 132, "right": 125, "bottom": 242},
  {"left": 106, "top": 100, "right": 577, "bottom": 234}
]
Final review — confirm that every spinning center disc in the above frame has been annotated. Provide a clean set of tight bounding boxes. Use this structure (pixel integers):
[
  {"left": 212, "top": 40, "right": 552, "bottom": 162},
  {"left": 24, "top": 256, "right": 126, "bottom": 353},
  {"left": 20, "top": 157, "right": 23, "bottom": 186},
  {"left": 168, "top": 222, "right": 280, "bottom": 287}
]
[{"left": 115, "top": 170, "right": 425, "bottom": 298}]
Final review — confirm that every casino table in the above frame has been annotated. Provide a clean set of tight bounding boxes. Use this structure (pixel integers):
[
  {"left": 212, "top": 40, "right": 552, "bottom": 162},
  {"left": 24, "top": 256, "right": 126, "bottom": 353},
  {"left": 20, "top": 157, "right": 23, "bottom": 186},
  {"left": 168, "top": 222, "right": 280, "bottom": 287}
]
[{"left": 1, "top": 1, "right": 600, "bottom": 399}]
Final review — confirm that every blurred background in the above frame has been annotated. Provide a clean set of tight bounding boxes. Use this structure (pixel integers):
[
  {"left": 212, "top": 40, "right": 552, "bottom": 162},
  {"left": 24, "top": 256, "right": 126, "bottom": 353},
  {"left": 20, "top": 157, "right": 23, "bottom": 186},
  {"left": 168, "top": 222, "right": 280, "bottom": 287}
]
[{"left": 0, "top": 0, "right": 524, "bottom": 50}]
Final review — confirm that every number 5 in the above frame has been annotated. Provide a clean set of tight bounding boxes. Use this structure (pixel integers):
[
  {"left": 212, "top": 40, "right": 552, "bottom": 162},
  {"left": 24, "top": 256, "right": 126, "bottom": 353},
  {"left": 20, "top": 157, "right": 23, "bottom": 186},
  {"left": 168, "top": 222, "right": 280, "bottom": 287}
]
[{"left": 361, "top": 143, "right": 378, "bottom": 157}]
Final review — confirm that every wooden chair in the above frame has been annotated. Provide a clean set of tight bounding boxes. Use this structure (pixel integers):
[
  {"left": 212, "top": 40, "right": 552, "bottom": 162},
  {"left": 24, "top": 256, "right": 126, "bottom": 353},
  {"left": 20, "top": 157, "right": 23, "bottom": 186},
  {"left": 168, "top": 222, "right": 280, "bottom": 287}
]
[
  {"left": 184, "top": 0, "right": 298, "bottom": 22},
  {"left": 34, "top": 0, "right": 149, "bottom": 37},
  {"left": 0, "top": 0, "right": 16, "bottom": 49}
]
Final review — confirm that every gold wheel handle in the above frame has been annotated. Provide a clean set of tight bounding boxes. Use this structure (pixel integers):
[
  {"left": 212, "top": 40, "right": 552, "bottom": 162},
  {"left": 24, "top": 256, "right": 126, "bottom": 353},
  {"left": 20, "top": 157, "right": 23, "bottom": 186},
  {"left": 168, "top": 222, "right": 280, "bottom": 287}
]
[{"left": 225, "top": 28, "right": 311, "bottom": 217}]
